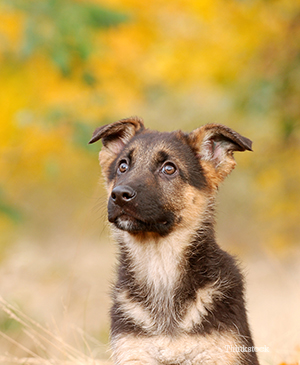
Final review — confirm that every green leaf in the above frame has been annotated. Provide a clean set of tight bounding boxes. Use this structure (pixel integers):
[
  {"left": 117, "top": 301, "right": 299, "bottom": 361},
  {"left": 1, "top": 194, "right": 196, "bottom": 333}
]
[
  {"left": 8, "top": 0, "right": 129, "bottom": 75},
  {"left": 0, "top": 197, "right": 22, "bottom": 224}
]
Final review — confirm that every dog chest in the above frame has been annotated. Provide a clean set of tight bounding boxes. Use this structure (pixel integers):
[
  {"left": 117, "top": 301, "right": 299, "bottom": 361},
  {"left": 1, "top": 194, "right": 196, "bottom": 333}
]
[
  {"left": 91, "top": 118, "right": 259, "bottom": 365},
  {"left": 111, "top": 332, "right": 242, "bottom": 365},
  {"left": 114, "top": 232, "right": 186, "bottom": 333},
  {"left": 113, "top": 231, "right": 226, "bottom": 336}
]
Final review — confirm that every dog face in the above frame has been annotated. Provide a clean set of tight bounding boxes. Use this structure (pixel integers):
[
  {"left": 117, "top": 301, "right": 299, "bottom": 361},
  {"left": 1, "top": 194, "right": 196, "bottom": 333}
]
[
  {"left": 89, "top": 117, "right": 252, "bottom": 237},
  {"left": 104, "top": 129, "right": 207, "bottom": 236}
]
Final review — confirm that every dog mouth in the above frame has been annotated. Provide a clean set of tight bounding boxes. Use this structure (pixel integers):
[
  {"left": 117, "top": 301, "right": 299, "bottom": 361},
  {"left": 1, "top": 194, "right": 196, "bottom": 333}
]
[
  {"left": 108, "top": 207, "right": 144, "bottom": 224},
  {"left": 113, "top": 212, "right": 168, "bottom": 229},
  {"left": 108, "top": 208, "right": 172, "bottom": 235}
]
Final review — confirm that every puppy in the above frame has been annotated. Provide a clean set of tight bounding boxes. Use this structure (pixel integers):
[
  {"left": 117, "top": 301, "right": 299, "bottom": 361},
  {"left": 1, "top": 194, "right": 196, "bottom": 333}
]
[{"left": 89, "top": 117, "right": 259, "bottom": 365}]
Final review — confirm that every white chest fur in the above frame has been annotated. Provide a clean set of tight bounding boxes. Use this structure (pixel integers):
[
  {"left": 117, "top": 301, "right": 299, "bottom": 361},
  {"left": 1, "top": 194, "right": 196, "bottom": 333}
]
[
  {"left": 114, "top": 228, "right": 222, "bottom": 334},
  {"left": 112, "top": 332, "right": 242, "bottom": 365}
]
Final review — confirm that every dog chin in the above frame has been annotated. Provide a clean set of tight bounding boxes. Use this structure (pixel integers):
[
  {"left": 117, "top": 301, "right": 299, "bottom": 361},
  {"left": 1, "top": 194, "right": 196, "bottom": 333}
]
[
  {"left": 113, "top": 215, "right": 173, "bottom": 236},
  {"left": 114, "top": 216, "right": 138, "bottom": 232},
  {"left": 112, "top": 215, "right": 144, "bottom": 232}
]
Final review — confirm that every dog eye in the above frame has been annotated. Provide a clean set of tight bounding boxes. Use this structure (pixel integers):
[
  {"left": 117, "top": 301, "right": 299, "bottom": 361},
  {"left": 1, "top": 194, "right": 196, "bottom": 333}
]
[
  {"left": 118, "top": 160, "right": 129, "bottom": 174},
  {"left": 162, "top": 162, "right": 177, "bottom": 175}
]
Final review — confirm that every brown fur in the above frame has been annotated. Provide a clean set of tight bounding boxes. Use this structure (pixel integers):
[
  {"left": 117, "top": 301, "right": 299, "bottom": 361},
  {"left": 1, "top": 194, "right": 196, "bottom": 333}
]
[{"left": 89, "top": 117, "right": 258, "bottom": 365}]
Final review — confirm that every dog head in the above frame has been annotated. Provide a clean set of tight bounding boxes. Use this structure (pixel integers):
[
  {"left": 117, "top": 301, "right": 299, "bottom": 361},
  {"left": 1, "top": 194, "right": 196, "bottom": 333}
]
[{"left": 89, "top": 117, "right": 252, "bottom": 237}]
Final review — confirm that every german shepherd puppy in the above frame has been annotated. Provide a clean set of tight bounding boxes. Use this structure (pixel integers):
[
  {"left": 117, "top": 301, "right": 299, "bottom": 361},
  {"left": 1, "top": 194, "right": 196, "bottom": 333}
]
[{"left": 89, "top": 117, "right": 259, "bottom": 365}]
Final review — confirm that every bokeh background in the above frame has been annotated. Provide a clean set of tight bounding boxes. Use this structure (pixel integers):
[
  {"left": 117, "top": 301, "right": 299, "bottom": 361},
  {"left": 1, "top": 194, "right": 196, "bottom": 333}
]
[{"left": 0, "top": 0, "right": 300, "bottom": 364}]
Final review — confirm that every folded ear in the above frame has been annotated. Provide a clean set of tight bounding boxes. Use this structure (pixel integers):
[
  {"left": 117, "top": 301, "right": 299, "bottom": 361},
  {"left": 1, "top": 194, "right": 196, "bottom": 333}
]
[
  {"left": 187, "top": 124, "right": 252, "bottom": 188},
  {"left": 89, "top": 116, "right": 144, "bottom": 180}
]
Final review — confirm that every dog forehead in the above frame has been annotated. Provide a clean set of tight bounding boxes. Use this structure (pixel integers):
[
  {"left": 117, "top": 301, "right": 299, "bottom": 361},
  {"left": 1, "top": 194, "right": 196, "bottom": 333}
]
[
  {"left": 107, "top": 129, "right": 207, "bottom": 190},
  {"left": 125, "top": 130, "right": 189, "bottom": 161}
]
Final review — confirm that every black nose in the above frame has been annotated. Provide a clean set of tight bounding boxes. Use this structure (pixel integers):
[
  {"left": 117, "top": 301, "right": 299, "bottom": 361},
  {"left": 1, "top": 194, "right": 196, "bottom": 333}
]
[{"left": 111, "top": 185, "right": 137, "bottom": 207}]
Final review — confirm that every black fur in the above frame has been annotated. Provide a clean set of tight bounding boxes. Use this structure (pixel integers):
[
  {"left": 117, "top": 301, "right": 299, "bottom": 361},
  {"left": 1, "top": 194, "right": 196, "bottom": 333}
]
[
  {"left": 110, "top": 220, "right": 259, "bottom": 364},
  {"left": 106, "top": 130, "right": 207, "bottom": 237},
  {"left": 111, "top": 222, "right": 254, "bottom": 339},
  {"left": 90, "top": 119, "right": 259, "bottom": 365},
  {"left": 107, "top": 131, "right": 207, "bottom": 190}
]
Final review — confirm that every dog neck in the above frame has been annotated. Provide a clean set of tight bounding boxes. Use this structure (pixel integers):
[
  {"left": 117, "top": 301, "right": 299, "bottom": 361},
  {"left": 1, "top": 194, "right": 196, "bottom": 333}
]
[
  {"left": 113, "top": 197, "right": 217, "bottom": 295},
  {"left": 110, "top": 195, "right": 226, "bottom": 334},
  {"left": 114, "top": 193, "right": 216, "bottom": 275},
  {"left": 119, "top": 228, "right": 192, "bottom": 290}
]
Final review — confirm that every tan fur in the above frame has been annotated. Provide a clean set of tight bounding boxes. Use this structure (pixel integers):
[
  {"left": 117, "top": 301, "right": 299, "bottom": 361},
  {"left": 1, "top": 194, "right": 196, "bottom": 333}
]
[
  {"left": 113, "top": 224, "right": 196, "bottom": 334},
  {"left": 90, "top": 119, "right": 255, "bottom": 365},
  {"left": 99, "top": 148, "right": 116, "bottom": 183},
  {"left": 97, "top": 117, "right": 144, "bottom": 184},
  {"left": 112, "top": 185, "right": 209, "bottom": 302},
  {"left": 115, "top": 289, "right": 156, "bottom": 331},
  {"left": 180, "top": 283, "right": 225, "bottom": 332},
  {"left": 115, "top": 282, "right": 226, "bottom": 336},
  {"left": 188, "top": 125, "right": 238, "bottom": 189},
  {"left": 111, "top": 331, "right": 243, "bottom": 365}
]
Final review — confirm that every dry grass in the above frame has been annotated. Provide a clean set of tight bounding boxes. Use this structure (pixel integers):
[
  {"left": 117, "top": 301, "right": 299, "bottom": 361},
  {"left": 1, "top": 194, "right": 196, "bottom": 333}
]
[
  {"left": 0, "top": 297, "right": 111, "bottom": 365},
  {"left": 0, "top": 238, "right": 300, "bottom": 365},
  {"left": 0, "top": 237, "right": 114, "bottom": 364}
]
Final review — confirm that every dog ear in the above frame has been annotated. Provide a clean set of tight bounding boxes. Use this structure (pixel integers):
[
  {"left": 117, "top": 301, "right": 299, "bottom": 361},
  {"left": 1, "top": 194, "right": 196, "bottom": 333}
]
[
  {"left": 187, "top": 124, "right": 252, "bottom": 188},
  {"left": 89, "top": 116, "right": 144, "bottom": 180},
  {"left": 89, "top": 116, "right": 144, "bottom": 150}
]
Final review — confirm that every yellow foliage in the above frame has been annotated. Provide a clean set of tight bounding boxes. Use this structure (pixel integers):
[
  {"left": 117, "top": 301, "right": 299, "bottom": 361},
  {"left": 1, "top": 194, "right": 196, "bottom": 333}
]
[
  {"left": 0, "top": 0, "right": 299, "bottom": 249},
  {"left": 0, "top": 9, "right": 24, "bottom": 56}
]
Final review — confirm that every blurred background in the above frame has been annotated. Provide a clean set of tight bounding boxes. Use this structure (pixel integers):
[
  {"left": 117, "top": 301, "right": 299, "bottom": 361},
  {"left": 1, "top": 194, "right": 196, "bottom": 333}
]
[{"left": 0, "top": 0, "right": 300, "bottom": 363}]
